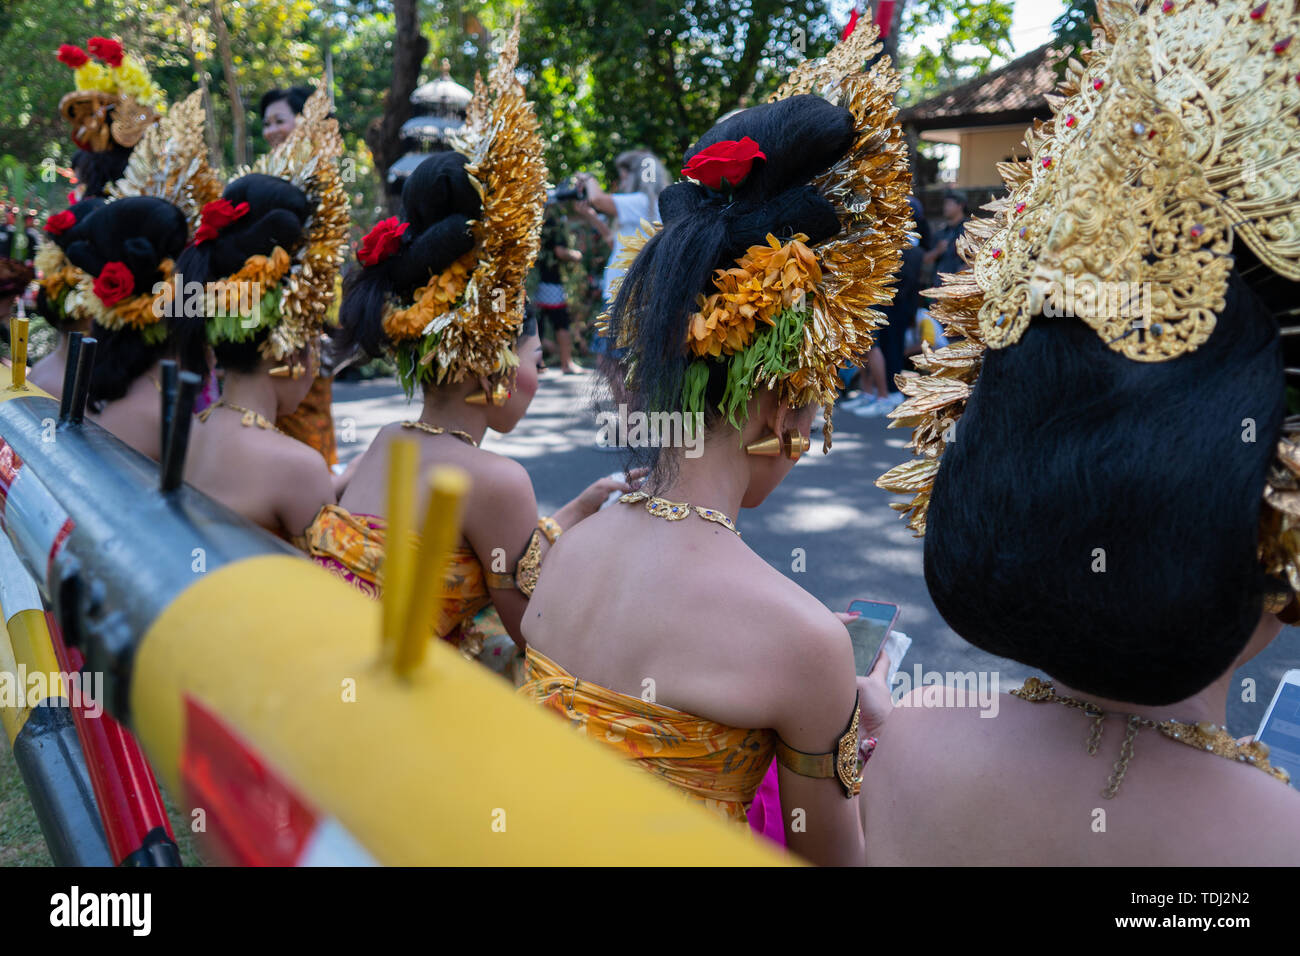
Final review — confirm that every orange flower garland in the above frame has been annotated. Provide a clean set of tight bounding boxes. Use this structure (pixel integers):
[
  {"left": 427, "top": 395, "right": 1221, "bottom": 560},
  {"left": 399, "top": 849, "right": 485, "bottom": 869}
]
[
  {"left": 382, "top": 250, "right": 478, "bottom": 342},
  {"left": 686, "top": 234, "right": 822, "bottom": 358},
  {"left": 203, "top": 245, "right": 292, "bottom": 309}
]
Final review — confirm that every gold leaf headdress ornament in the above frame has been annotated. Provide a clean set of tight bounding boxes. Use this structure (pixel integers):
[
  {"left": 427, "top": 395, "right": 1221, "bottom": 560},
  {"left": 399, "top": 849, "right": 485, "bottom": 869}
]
[
  {"left": 877, "top": 0, "right": 1300, "bottom": 596},
  {"left": 62, "top": 91, "right": 221, "bottom": 340},
  {"left": 378, "top": 15, "right": 548, "bottom": 394},
  {"left": 200, "top": 85, "right": 350, "bottom": 370},
  {"left": 608, "top": 23, "right": 914, "bottom": 451}
]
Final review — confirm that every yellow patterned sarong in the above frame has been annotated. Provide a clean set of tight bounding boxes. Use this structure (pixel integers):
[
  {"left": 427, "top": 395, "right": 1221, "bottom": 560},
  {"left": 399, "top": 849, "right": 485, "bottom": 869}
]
[
  {"left": 519, "top": 647, "right": 776, "bottom": 825},
  {"left": 303, "top": 504, "right": 518, "bottom": 676}
]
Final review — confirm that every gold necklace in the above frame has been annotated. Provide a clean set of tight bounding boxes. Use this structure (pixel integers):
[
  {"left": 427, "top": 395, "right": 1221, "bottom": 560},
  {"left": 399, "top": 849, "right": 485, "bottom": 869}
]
[
  {"left": 618, "top": 490, "right": 740, "bottom": 537},
  {"left": 199, "top": 399, "right": 284, "bottom": 435},
  {"left": 1012, "top": 676, "right": 1290, "bottom": 798},
  {"left": 400, "top": 420, "right": 478, "bottom": 447}
]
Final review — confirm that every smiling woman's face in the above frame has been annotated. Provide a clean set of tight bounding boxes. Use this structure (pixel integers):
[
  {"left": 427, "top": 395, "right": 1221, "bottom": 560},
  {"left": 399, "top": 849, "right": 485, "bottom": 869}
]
[{"left": 263, "top": 100, "right": 298, "bottom": 149}]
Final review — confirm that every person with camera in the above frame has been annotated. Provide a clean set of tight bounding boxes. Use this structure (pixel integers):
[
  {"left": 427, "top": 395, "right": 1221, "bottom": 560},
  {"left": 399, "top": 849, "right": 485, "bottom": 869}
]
[{"left": 572, "top": 151, "right": 669, "bottom": 382}]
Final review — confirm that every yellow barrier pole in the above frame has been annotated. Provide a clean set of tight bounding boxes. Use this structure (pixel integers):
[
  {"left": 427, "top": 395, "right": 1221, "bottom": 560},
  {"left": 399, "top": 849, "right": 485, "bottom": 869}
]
[
  {"left": 394, "top": 466, "right": 468, "bottom": 677},
  {"left": 7, "top": 318, "right": 28, "bottom": 390},
  {"left": 380, "top": 440, "right": 417, "bottom": 664}
]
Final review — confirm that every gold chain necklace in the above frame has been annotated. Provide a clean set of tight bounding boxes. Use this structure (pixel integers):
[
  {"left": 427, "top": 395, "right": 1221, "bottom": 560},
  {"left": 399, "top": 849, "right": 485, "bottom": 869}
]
[
  {"left": 618, "top": 490, "right": 740, "bottom": 537},
  {"left": 1012, "top": 676, "right": 1290, "bottom": 798},
  {"left": 400, "top": 420, "right": 478, "bottom": 447},
  {"left": 199, "top": 399, "right": 284, "bottom": 435}
]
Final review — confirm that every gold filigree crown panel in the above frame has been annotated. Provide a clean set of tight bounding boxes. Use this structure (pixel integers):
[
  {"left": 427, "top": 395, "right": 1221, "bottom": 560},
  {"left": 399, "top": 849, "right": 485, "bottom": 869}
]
[
  {"left": 249, "top": 84, "right": 350, "bottom": 363},
  {"left": 110, "top": 91, "right": 221, "bottom": 234}
]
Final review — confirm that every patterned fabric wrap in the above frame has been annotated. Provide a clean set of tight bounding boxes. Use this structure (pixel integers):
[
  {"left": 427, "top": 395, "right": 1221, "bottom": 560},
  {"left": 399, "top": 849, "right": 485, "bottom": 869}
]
[
  {"left": 519, "top": 647, "right": 776, "bottom": 825},
  {"left": 276, "top": 375, "right": 338, "bottom": 466},
  {"left": 303, "top": 504, "right": 518, "bottom": 677}
]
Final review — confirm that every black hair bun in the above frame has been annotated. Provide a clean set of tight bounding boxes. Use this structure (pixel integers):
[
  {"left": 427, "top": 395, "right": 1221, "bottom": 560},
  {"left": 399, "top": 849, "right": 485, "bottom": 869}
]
[
  {"left": 64, "top": 196, "right": 187, "bottom": 292},
  {"left": 337, "top": 152, "right": 482, "bottom": 360},
  {"left": 183, "top": 173, "right": 310, "bottom": 283},
  {"left": 685, "top": 95, "right": 855, "bottom": 205},
  {"left": 605, "top": 94, "right": 859, "bottom": 431},
  {"left": 47, "top": 197, "right": 108, "bottom": 252}
]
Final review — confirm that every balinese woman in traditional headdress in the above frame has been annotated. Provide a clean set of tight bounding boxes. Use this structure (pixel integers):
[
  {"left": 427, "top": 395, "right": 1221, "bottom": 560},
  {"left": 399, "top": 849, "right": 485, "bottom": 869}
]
[
  {"left": 51, "top": 92, "right": 220, "bottom": 461},
  {"left": 873, "top": 0, "right": 1300, "bottom": 864},
  {"left": 54, "top": 37, "right": 165, "bottom": 200},
  {"left": 517, "top": 26, "right": 912, "bottom": 864},
  {"left": 28, "top": 37, "right": 164, "bottom": 397},
  {"left": 174, "top": 88, "right": 349, "bottom": 544},
  {"left": 311, "top": 22, "right": 633, "bottom": 680}
]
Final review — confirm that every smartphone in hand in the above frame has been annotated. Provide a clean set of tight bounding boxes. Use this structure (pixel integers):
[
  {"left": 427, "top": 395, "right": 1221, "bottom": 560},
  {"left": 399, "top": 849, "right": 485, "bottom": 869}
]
[{"left": 845, "top": 600, "right": 900, "bottom": 678}]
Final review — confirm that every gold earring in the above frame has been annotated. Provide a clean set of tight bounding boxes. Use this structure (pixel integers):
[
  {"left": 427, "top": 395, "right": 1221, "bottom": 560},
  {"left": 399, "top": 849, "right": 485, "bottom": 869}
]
[
  {"left": 783, "top": 428, "right": 810, "bottom": 462},
  {"left": 269, "top": 363, "right": 304, "bottom": 379},
  {"left": 744, "top": 434, "right": 782, "bottom": 456},
  {"left": 464, "top": 383, "right": 511, "bottom": 406}
]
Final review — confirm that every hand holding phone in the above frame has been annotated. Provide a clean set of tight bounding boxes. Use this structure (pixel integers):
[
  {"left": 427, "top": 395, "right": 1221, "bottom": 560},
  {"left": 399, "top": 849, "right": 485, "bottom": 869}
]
[
  {"left": 1255, "top": 669, "right": 1300, "bottom": 788},
  {"left": 844, "top": 600, "right": 900, "bottom": 678}
]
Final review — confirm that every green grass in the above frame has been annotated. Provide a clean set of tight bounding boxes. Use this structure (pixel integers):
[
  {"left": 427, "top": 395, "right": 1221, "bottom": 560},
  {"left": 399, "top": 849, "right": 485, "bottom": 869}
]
[{"left": 0, "top": 733, "right": 208, "bottom": 867}]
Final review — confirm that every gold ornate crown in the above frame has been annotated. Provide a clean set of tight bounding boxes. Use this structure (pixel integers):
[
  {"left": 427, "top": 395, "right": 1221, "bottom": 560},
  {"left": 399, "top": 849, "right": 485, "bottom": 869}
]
[
  {"left": 877, "top": 0, "right": 1300, "bottom": 595},
  {"left": 64, "top": 91, "right": 219, "bottom": 339},
  {"left": 611, "top": 23, "right": 913, "bottom": 451},
  {"left": 380, "top": 15, "right": 548, "bottom": 393},
  {"left": 202, "top": 85, "right": 349, "bottom": 368}
]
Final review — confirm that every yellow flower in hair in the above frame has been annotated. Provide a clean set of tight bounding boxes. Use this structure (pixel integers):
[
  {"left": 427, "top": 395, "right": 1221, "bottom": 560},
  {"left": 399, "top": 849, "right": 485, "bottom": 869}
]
[{"left": 75, "top": 61, "right": 111, "bottom": 93}]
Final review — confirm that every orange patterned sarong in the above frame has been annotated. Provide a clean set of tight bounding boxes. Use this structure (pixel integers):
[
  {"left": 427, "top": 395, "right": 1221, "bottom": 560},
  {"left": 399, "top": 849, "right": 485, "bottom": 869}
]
[
  {"left": 303, "top": 504, "right": 495, "bottom": 646},
  {"left": 519, "top": 647, "right": 776, "bottom": 825}
]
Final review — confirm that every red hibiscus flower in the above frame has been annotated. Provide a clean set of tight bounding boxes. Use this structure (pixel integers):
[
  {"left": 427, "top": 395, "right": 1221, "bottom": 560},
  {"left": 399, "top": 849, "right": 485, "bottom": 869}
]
[
  {"left": 681, "top": 137, "right": 767, "bottom": 192},
  {"left": 57, "top": 44, "right": 90, "bottom": 69},
  {"left": 93, "top": 262, "right": 135, "bottom": 307},
  {"left": 357, "top": 217, "right": 409, "bottom": 266},
  {"left": 44, "top": 210, "right": 77, "bottom": 236},
  {"left": 194, "top": 198, "right": 251, "bottom": 245},
  {"left": 87, "top": 37, "right": 124, "bottom": 68}
]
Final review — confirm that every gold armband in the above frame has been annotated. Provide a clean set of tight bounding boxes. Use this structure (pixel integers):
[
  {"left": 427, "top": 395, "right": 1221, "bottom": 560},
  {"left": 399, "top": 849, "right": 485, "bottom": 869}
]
[
  {"left": 773, "top": 693, "right": 862, "bottom": 798},
  {"left": 483, "top": 570, "right": 516, "bottom": 590},
  {"left": 485, "top": 518, "right": 561, "bottom": 595}
]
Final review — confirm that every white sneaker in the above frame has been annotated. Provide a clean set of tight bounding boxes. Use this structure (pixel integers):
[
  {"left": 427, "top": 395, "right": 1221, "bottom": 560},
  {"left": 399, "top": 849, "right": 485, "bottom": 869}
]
[
  {"left": 839, "top": 394, "right": 874, "bottom": 412},
  {"left": 847, "top": 396, "right": 888, "bottom": 417}
]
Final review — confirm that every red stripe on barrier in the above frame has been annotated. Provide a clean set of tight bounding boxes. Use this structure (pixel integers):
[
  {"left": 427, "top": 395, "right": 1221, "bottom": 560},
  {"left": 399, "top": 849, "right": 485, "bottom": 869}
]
[
  {"left": 180, "top": 696, "right": 319, "bottom": 866},
  {"left": 47, "top": 614, "right": 176, "bottom": 865},
  {"left": 45, "top": 517, "right": 74, "bottom": 587}
]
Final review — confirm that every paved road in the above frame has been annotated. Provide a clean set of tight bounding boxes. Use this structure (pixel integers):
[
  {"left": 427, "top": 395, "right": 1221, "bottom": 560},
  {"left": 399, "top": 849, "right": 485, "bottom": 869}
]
[{"left": 333, "top": 372, "right": 1300, "bottom": 738}]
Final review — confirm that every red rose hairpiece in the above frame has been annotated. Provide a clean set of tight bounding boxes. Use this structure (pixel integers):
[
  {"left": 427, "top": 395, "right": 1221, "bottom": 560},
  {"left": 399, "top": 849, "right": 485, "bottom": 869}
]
[
  {"left": 44, "top": 210, "right": 77, "bottom": 236},
  {"left": 57, "top": 44, "right": 90, "bottom": 69},
  {"left": 195, "top": 199, "right": 251, "bottom": 246},
  {"left": 681, "top": 137, "right": 767, "bottom": 192},
  {"left": 87, "top": 37, "right": 124, "bottom": 68},
  {"left": 357, "top": 217, "right": 409, "bottom": 266},
  {"left": 93, "top": 261, "right": 135, "bottom": 307}
]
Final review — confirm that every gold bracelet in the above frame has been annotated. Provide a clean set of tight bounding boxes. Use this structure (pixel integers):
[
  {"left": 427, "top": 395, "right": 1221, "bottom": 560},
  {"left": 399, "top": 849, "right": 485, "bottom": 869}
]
[
  {"left": 537, "top": 515, "right": 562, "bottom": 544},
  {"left": 773, "top": 693, "right": 862, "bottom": 798}
]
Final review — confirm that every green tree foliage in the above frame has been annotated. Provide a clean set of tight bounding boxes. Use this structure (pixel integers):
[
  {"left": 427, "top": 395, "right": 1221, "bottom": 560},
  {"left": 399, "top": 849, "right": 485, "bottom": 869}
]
[{"left": 894, "top": 0, "right": 1014, "bottom": 105}]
